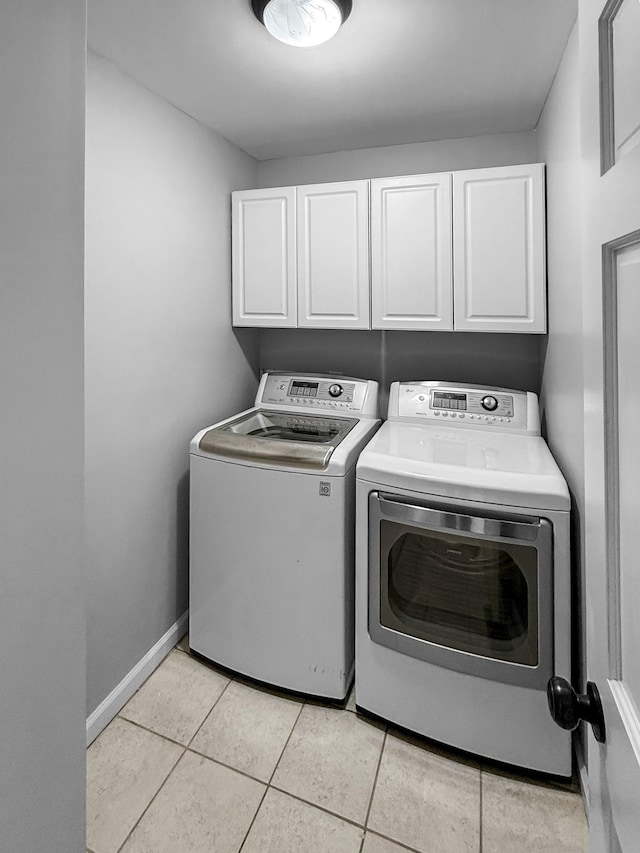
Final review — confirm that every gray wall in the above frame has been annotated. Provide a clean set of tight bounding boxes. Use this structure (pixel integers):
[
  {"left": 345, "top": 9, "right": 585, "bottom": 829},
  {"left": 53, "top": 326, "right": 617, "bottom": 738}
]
[
  {"left": 535, "top": 24, "right": 586, "bottom": 695},
  {"left": 259, "top": 330, "right": 543, "bottom": 415},
  {"left": 0, "top": 2, "right": 86, "bottom": 850},
  {"left": 258, "top": 130, "right": 538, "bottom": 187},
  {"left": 257, "top": 130, "right": 543, "bottom": 402},
  {"left": 85, "top": 54, "right": 259, "bottom": 717}
]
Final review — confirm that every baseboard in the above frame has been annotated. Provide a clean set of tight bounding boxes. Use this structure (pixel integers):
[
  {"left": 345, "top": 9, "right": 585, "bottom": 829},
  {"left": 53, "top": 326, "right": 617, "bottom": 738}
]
[{"left": 86, "top": 610, "right": 189, "bottom": 746}]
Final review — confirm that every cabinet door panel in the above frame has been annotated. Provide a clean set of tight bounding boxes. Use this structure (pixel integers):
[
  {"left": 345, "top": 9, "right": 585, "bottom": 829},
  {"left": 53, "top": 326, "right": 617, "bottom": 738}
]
[
  {"left": 453, "top": 164, "right": 546, "bottom": 333},
  {"left": 297, "top": 181, "right": 370, "bottom": 329},
  {"left": 232, "top": 189, "right": 296, "bottom": 327},
  {"left": 371, "top": 174, "right": 453, "bottom": 330}
]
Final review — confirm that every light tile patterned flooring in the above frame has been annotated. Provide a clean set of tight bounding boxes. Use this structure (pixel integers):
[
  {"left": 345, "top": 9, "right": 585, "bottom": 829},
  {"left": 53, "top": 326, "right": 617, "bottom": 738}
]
[{"left": 87, "top": 635, "right": 588, "bottom": 853}]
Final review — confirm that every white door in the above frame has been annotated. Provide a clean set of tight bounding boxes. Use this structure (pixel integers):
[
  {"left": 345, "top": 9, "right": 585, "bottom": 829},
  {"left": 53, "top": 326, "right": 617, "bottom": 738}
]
[
  {"left": 453, "top": 164, "right": 546, "bottom": 333},
  {"left": 370, "top": 173, "right": 453, "bottom": 330},
  {"left": 297, "top": 181, "right": 370, "bottom": 329},
  {"left": 579, "top": 0, "right": 640, "bottom": 850},
  {"left": 232, "top": 187, "right": 297, "bottom": 327}
]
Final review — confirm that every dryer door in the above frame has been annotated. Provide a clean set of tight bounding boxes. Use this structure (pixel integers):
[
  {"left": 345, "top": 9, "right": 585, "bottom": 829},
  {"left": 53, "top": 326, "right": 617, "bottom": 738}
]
[{"left": 368, "top": 492, "right": 553, "bottom": 689}]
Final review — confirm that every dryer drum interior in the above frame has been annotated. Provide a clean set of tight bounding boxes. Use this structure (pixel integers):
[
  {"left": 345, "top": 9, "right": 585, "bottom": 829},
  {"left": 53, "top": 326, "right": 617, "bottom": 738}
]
[{"left": 384, "top": 526, "right": 533, "bottom": 658}]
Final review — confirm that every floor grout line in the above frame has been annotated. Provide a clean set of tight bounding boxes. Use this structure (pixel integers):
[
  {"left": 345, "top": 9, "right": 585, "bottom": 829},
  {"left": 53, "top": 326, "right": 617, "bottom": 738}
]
[
  {"left": 237, "top": 699, "right": 316, "bottom": 853},
  {"left": 237, "top": 784, "right": 269, "bottom": 853},
  {"left": 116, "top": 714, "right": 191, "bottom": 750},
  {"left": 363, "top": 727, "right": 388, "bottom": 830},
  {"left": 363, "top": 829, "right": 425, "bottom": 853},
  {"left": 186, "top": 744, "right": 271, "bottom": 787},
  {"left": 267, "top": 697, "right": 306, "bottom": 785},
  {"left": 184, "top": 674, "right": 235, "bottom": 750},
  {"left": 267, "top": 783, "right": 369, "bottom": 831},
  {"left": 114, "top": 744, "right": 186, "bottom": 853},
  {"left": 111, "top": 661, "right": 237, "bottom": 852}
]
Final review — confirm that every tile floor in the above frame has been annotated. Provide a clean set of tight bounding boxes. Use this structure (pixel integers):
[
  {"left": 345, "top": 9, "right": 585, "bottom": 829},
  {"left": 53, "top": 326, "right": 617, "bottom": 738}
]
[{"left": 87, "top": 635, "right": 588, "bottom": 853}]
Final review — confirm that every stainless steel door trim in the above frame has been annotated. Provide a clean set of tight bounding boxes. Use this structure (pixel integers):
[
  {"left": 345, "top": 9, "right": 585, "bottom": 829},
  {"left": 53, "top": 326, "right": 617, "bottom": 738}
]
[
  {"left": 367, "top": 491, "right": 554, "bottom": 690},
  {"left": 377, "top": 494, "right": 542, "bottom": 541}
]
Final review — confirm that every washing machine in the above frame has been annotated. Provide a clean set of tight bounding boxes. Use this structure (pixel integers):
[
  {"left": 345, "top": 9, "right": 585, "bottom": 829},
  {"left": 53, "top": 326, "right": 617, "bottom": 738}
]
[
  {"left": 355, "top": 381, "right": 571, "bottom": 775},
  {"left": 189, "top": 372, "right": 379, "bottom": 700}
]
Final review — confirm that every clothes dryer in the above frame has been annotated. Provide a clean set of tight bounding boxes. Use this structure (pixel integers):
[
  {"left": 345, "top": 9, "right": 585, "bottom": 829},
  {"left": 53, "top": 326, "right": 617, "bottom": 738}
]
[
  {"left": 190, "top": 372, "right": 379, "bottom": 700},
  {"left": 355, "top": 381, "right": 571, "bottom": 774}
]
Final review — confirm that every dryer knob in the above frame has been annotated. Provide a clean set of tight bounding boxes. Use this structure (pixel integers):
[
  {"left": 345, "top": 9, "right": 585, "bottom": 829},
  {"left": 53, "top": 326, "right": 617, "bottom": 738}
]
[
  {"left": 329, "top": 384, "right": 343, "bottom": 398},
  {"left": 481, "top": 395, "right": 498, "bottom": 411}
]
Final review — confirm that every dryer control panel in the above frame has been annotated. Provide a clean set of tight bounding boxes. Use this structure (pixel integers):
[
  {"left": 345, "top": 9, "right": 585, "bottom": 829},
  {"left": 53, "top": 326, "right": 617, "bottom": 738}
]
[
  {"left": 389, "top": 381, "right": 540, "bottom": 435},
  {"left": 257, "top": 372, "right": 379, "bottom": 418}
]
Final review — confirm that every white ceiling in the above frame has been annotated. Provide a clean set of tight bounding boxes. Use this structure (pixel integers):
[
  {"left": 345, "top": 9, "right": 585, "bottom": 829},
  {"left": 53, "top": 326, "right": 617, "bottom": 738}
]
[{"left": 88, "top": 0, "right": 578, "bottom": 161}]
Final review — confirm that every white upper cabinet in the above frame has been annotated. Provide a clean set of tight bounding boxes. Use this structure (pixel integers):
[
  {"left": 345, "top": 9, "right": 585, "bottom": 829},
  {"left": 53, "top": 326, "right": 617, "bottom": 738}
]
[
  {"left": 371, "top": 173, "right": 453, "bottom": 330},
  {"left": 453, "top": 164, "right": 546, "bottom": 333},
  {"left": 232, "top": 164, "right": 547, "bottom": 333},
  {"left": 232, "top": 188, "right": 296, "bottom": 327},
  {"left": 296, "top": 181, "right": 370, "bottom": 329}
]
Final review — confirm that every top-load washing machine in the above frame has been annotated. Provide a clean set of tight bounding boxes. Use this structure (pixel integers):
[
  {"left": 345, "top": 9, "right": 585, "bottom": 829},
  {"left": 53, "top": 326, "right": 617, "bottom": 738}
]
[
  {"left": 355, "top": 381, "right": 571, "bottom": 775},
  {"left": 189, "top": 371, "right": 379, "bottom": 701}
]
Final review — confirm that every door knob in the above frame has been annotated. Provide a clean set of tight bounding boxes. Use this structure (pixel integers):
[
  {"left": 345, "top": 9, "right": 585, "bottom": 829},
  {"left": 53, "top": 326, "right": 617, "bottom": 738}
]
[{"left": 547, "top": 677, "right": 606, "bottom": 743}]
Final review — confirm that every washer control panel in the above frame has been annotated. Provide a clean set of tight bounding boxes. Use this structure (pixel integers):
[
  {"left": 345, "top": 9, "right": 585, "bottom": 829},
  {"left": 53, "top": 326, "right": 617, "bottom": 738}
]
[
  {"left": 391, "top": 382, "right": 539, "bottom": 433},
  {"left": 258, "top": 373, "right": 379, "bottom": 417}
]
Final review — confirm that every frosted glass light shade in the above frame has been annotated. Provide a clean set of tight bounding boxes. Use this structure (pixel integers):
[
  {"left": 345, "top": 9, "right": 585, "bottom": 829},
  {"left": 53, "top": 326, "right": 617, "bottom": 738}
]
[{"left": 259, "top": 0, "right": 347, "bottom": 47}]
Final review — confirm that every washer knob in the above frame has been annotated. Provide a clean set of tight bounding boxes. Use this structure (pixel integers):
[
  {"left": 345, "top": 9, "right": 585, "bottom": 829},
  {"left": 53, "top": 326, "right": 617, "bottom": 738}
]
[
  {"left": 328, "top": 383, "right": 343, "bottom": 398},
  {"left": 481, "top": 395, "right": 498, "bottom": 412}
]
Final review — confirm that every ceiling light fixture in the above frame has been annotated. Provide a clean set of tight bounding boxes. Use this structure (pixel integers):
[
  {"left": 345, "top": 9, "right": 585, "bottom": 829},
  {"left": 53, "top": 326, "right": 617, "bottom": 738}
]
[{"left": 251, "top": 0, "right": 352, "bottom": 48}]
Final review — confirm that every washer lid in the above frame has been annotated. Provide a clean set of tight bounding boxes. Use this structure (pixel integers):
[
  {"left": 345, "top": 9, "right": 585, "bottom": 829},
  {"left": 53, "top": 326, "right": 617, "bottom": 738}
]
[
  {"left": 357, "top": 421, "right": 570, "bottom": 511},
  {"left": 197, "top": 409, "right": 358, "bottom": 470}
]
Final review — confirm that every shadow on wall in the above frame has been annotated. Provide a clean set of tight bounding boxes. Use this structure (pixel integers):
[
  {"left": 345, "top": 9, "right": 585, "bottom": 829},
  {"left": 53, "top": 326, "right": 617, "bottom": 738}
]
[
  {"left": 382, "top": 331, "right": 543, "bottom": 390},
  {"left": 175, "top": 471, "right": 190, "bottom": 615},
  {"left": 258, "top": 328, "right": 544, "bottom": 413},
  {"left": 233, "top": 327, "right": 262, "bottom": 384},
  {"left": 258, "top": 329, "right": 384, "bottom": 383}
]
